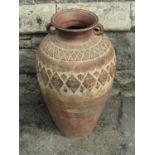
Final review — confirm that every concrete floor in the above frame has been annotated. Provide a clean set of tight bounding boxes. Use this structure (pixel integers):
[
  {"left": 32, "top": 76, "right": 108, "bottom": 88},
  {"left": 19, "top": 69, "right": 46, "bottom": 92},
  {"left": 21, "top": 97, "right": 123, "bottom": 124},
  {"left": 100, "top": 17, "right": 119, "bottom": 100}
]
[{"left": 19, "top": 97, "right": 135, "bottom": 155}]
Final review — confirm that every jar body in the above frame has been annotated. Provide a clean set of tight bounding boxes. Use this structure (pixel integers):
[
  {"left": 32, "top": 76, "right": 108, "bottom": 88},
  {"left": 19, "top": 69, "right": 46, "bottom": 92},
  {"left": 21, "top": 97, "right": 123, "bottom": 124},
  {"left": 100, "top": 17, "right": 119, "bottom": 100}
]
[{"left": 36, "top": 31, "right": 116, "bottom": 138}]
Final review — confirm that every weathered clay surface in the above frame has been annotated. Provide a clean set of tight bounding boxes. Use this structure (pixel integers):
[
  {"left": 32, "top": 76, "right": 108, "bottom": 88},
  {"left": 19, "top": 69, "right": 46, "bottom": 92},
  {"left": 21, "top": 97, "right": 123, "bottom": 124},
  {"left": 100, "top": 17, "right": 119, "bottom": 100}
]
[{"left": 20, "top": 97, "right": 135, "bottom": 155}]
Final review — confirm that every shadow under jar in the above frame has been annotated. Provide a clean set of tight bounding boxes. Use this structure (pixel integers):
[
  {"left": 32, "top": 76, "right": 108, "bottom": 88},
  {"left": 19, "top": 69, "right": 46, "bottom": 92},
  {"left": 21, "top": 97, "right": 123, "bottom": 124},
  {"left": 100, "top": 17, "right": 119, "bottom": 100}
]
[{"left": 36, "top": 9, "right": 116, "bottom": 138}]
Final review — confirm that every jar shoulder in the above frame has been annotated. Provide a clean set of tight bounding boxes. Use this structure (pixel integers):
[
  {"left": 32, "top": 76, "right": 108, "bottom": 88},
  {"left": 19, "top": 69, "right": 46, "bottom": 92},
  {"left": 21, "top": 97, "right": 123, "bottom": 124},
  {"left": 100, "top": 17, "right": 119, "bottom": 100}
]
[{"left": 38, "top": 33, "right": 115, "bottom": 62}]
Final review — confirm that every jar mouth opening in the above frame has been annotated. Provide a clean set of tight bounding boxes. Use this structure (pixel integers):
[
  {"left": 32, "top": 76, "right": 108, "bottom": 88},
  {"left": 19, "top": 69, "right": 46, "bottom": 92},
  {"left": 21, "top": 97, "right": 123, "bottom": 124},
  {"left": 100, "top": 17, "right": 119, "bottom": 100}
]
[{"left": 51, "top": 9, "right": 99, "bottom": 32}]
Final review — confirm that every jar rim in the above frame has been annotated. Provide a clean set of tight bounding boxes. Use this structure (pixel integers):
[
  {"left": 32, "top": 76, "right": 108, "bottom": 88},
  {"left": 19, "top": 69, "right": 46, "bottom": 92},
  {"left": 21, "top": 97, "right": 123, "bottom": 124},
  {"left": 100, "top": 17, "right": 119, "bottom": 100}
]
[{"left": 51, "top": 9, "right": 99, "bottom": 32}]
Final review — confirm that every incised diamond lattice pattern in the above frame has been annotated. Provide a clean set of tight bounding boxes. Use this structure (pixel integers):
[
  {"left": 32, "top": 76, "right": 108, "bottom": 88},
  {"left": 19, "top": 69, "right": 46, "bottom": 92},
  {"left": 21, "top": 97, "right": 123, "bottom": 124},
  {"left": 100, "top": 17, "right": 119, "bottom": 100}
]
[{"left": 37, "top": 58, "right": 115, "bottom": 94}]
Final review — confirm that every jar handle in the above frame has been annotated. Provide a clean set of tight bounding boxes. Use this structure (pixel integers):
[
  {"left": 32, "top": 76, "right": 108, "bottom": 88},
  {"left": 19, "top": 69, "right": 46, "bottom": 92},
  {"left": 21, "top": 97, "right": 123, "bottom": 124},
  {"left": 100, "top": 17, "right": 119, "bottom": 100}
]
[
  {"left": 46, "top": 23, "right": 55, "bottom": 34},
  {"left": 93, "top": 23, "right": 104, "bottom": 35}
]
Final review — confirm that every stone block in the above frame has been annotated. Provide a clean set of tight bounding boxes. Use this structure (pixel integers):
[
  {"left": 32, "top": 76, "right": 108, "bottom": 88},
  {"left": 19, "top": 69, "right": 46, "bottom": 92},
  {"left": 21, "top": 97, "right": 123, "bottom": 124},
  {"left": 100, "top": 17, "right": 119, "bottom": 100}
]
[
  {"left": 31, "top": 34, "right": 45, "bottom": 48},
  {"left": 111, "top": 70, "right": 135, "bottom": 97},
  {"left": 57, "top": 2, "right": 131, "bottom": 31},
  {"left": 20, "top": 35, "right": 32, "bottom": 40},
  {"left": 116, "top": 70, "right": 134, "bottom": 86},
  {"left": 122, "top": 90, "right": 135, "bottom": 97},
  {"left": 19, "top": 39, "right": 32, "bottom": 48},
  {"left": 131, "top": 2, "right": 135, "bottom": 28},
  {"left": 19, "top": 74, "right": 40, "bottom": 96},
  {"left": 19, "top": 74, "right": 42, "bottom": 104},
  {"left": 111, "top": 80, "right": 121, "bottom": 97},
  {"left": 115, "top": 70, "right": 135, "bottom": 97},
  {"left": 19, "top": 3, "right": 56, "bottom": 33},
  {"left": 20, "top": 0, "right": 55, "bottom": 5},
  {"left": 121, "top": 97, "right": 135, "bottom": 154},
  {"left": 20, "top": 95, "right": 43, "bottom": 105},
  {"left": 107, "top": 32, "right": 135, "bottom": 70},
  {"left": 19, "top": 49, "right": 36, "bottom": 73}
]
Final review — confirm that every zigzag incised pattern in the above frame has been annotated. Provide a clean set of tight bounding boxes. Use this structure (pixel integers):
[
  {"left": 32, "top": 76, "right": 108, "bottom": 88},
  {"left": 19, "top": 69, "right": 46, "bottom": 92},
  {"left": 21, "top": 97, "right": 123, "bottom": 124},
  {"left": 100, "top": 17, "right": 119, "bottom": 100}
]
[{"left": 39, "top": 34, "right": 112, "bottom": 61}]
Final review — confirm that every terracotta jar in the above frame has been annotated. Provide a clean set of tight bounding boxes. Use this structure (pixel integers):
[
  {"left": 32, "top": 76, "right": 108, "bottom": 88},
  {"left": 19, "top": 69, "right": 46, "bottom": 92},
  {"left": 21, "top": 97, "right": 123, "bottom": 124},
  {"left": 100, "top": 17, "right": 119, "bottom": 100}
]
[{"left": 36, "top": 9, "right": 116, "bottom": 138}]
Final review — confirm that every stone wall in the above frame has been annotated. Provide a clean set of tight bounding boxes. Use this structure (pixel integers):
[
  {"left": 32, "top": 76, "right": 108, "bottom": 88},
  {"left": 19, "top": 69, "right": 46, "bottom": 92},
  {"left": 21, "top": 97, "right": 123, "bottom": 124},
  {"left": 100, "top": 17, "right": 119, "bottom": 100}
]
[
  {"left": 20, "top": 0, "right": 134, "bottom": 5},
  {"left": 19, "top": 1, "right": 135, "bottom": 104}
]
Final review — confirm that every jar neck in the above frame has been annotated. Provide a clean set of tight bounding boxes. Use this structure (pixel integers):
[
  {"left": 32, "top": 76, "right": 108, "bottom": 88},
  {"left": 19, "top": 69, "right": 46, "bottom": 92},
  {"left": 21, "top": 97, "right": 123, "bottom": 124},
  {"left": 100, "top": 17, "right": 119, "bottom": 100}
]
[{"left": 56, "top": 29, "right": 94, "bottom": 42}]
